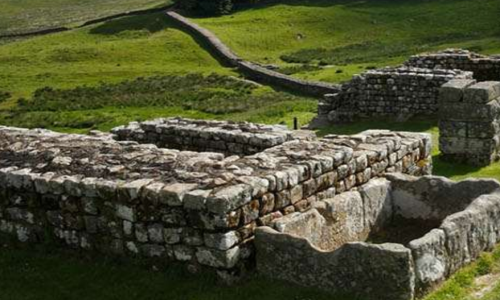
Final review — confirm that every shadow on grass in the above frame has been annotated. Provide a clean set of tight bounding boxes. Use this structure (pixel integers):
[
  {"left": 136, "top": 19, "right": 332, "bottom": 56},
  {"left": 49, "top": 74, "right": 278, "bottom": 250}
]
[
  {"left": 0, "top": 246, "right": 353, "bottom": 300},
  {"left": 225, "top": 0, "right": 449, "bottom": 16},
  {"left": 315, "top": 117, "right": 437, "bottom": 137},
  {"left": 432, "top": 154, "right": 483, "bottom": 178},
  {"left": 89, "top": 12, "right": 174, "bottom": 35}
]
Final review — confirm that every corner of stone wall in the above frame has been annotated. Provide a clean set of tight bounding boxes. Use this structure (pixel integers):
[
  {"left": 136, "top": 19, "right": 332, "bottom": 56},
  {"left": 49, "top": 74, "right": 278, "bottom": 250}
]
[{"left": 439, "top": 79, "right": 500, "bottom": 166}]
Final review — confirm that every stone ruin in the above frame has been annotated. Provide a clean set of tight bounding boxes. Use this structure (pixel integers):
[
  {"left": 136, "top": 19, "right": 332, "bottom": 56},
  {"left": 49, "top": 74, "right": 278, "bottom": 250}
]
[
  {"left": 439, "top": 80, "right": 500, "bottom": 166},
  {"left": 315, "top": 67, "right": 473, "bottom": 124},
  {"left": 257, "top": 174, "right": 500, "bottom": 300},
  {"left": 0, "top": 118, "right": 499, "bottom": 299},
  {"left": 406, "top": 49, "right": 500, "bottom": 82},
  {"left": 0, "top": 120, "right": 434, "bottom": 289},
  {"left": 314, "top": 49, "right": 500, "bottom": 125}
]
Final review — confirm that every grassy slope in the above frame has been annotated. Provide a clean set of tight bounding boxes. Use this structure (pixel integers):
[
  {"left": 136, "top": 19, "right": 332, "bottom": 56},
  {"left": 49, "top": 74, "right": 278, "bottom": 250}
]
[
  {"left": 0, "top": 13, "right": 233, "bottom": 101},
  {"left": 0, "top": 0, "right": 172, "bottom": 35},
  {"left": 193, "top": 0, "right": 500, "bottom": 83},
  {"left": 0, "top": 12, "right": 315, "bottom": 132}
]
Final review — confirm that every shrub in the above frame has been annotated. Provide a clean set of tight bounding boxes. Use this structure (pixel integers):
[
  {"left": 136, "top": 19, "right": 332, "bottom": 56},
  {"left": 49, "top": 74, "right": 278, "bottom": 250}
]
[
  {"left": 17, "top": 73, "right": 307, "bottom": 115},
  {"left": 0, "top": 91, "right": 11, "bottom": 103},
  {"left": 175, "top": 0, "right": 262, "bottom": 15},
  {"left": 176, "top": 0, "right": 233, "bottom": 15}
]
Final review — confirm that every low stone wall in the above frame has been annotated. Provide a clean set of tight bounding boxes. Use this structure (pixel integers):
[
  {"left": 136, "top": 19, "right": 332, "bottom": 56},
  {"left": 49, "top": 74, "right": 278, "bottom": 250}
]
[
  {"left": 439, "top": 79, "right": 500, "bottom": 166},
  {"left": 256, "top": 174, "right": 500, "bottom": 300},
  {"left": 405, "top": 49, "right": 500, "bottom": 81},
  {"left": 314, "top": 67, "right": 473, "bottom": 124},
  {"left": 0, "top": 126, "right": 431, "bottom": 278},
  {"left": 111, "top": 117, "right": 315, "bottom": 156},
  {"left": 166, "top": 11, "right": 340, "bottom": 97}
]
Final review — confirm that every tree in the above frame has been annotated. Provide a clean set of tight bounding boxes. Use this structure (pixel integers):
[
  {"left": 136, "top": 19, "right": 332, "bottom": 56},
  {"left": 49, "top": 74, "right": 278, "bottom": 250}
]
[{"left": 176, "top": 0, "right": 234, "bottom": 16}]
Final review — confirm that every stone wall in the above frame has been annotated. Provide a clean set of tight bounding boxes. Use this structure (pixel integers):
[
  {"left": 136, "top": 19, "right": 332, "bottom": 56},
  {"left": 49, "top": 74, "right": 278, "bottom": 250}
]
[
  {"left": 314, "top": 67, "right": 473, "bottom": 124},
  {"left": 111, "top": 117, "right": 315, "bottom": 156},
  {"left": 0, "top": 125, "right": 431, "bottom": 278},
  {"left": 439, "top": 79, "right": 500, "bottom": 166},
  {"left": 256, "top": 174, "right": 500, "bottom": 300},
  {"left": 405, "top": 49, "right": 500, "bottom": 81},
  {"left": 166, "top": 11, "right": 340, "bottom": 97}
]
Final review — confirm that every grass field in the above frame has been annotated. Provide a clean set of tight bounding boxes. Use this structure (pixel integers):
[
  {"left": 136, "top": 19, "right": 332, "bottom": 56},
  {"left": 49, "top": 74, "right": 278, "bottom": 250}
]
[
  {"left": 0, "top": 0, "right": 172, "bottom": 36},
  {"left": 1, "top": 243, "right": 500, "bottom": 300},
  {"left": 0, "top": 12, "right": 233, "bottom": 101},
  {"left": 193, "top": 0, "right": 500, "bottom": 83}
]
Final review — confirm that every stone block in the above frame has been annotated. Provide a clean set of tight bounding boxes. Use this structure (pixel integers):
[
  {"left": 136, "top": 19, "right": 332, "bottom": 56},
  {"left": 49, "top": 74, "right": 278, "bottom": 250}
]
[{"left": 464, "top": 81, "right": 500, "bottom": 103}]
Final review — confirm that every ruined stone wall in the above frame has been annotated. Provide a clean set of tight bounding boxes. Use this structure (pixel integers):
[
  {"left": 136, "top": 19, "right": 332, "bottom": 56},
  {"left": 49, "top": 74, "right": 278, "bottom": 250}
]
[
  {"left": 405, "top": 49, "right": 500, "bottom": 81},
  {"left": 111, "top": 118, "right": 314, "bottom": 156},
  {"left": 0, "top": 126, "right": 431, "bottom": 277},
  {"left": 256, "top": 174, "right": 500, "bottom": 300},
  {"left": 316, "top": 67, "right": 473, "bottom": 124},
  {"left": 165, "top": 11, "right": 340, "bottom": 97},
  {"left": 439, "top": 79, "right": 500, "bottom": 166}
]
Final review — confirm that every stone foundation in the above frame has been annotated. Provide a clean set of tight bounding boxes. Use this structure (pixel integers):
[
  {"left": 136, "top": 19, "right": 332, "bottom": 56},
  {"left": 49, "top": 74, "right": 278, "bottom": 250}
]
[
  {"left": 405, "top": 49, "right": 500, "bottom": 81},
  {"left": 439, "top": 79, "right": 500, "bottom": 166},
  {"left": 111, "top": 118, "right": 315, "bottom": 156},
  {"left": 0, "top": 125, "right": 431, "bottom": 277},
  {"left": 314, "top": 67, "right": 472, "bottom": 124},
  {"left": 256, "top": 174, "right": 500, "bottom": 300}
]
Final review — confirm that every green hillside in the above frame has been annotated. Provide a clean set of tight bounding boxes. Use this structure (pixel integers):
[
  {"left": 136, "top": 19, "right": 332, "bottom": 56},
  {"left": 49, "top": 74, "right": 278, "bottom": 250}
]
[
  {"left": 193, "top": 0, "right": 500, "bottom": 83},
  {"left": 0, "top": 0, "right": 172, "bottom": 36},
  {"left": 0, "top": 13, "right": 232, "bottom": 101}
]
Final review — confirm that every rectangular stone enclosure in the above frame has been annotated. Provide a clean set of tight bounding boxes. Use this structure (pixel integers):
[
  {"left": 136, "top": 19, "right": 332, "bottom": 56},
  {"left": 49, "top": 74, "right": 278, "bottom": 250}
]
[
  {"left": 256, "top": 174, "right": 500, "bottom": 300},
  {"left": 0, "top": 123, "right": 431, "bottom": 280},
  {"left": 111, "top": 118, "right": 315, "bottom": 156}
]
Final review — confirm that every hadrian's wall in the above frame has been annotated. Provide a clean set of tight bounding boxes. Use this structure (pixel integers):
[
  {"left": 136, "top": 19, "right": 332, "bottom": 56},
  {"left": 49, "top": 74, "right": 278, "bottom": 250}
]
[
  {"left": 165, "top": 11, "right": 340, "bottom": 97},
  {"left": 406, "top": 49, "right": 500, "bottom": 81},
  {"left": 111, "top": 118, "right": 315, "bottom": 156},
  {"left": 0, "top": 125, "right": 431, "bottom": 278},
  {"left": 314, "top": 67, "right": 473, "bottom": 124}
]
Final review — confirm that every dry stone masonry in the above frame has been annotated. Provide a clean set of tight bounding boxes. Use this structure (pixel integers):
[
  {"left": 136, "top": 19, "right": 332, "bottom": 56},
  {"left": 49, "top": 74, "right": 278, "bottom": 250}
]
[
  {"left": 439, "top": 79, "right": 500, "bottom": 166},
  {"left": 0, "top": 125, "right": 431, "bottom": 280},
  {"left": 256, "top": 174, "right": 500, "bottom": 300},
  {"left": 166, "top": 11, "right": 340, "bottom": 97},
  {"left": 406, "top": 49, "right": 500, "bottom": 81},
  {"left": 111, "top": 118, "right": 315, "bottom": 156},
  {"left": 316, "top": 67, "right": 473, "bottom": 124}
]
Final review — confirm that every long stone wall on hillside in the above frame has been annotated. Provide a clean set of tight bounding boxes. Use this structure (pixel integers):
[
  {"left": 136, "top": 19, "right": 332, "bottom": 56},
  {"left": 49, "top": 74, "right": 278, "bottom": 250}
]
[
  {"left": 315, "top": 67, "right": 473, "bottom": 124},
  {"left": 0, "top": 126, "right": 431, "bottom": 278},
  {"left": 439, "top": 79, "right": 500, "bottom": 166},
  {"left": 405, "top": 49, "right": 500, "bottom": 81},
  {"left": 111, "top": 118, "right": 315, "bottom": 155},
  {"left": 166, "top": 11, "right": 340, "bottom": 97}
]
